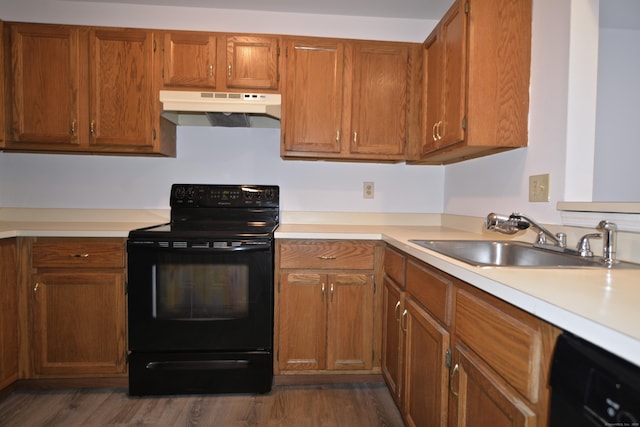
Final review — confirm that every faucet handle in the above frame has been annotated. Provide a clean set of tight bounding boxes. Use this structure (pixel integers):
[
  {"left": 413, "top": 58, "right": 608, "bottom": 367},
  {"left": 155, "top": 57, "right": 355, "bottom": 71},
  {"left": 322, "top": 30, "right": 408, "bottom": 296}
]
[{"left": 577, "top": 233, "right": 602, "bottom": 257}]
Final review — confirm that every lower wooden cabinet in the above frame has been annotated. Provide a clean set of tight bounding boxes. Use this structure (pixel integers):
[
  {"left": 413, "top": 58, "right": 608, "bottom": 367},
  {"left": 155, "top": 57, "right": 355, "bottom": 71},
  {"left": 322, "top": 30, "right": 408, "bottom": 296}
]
[
  {"left": 0, "top": 238, "right": 18, "bottom": 391},
  {"left": 275, "top": 239, "right": 382, "bottom": 375},
  {"left": 24, "top": 237, "right": 127, "bottom": 378},
  {"left": 382, "top": 243, "right": 560, "bottom": 427},
  {"left": 403, "top": 297, "right": 450, "bottom": 427}
]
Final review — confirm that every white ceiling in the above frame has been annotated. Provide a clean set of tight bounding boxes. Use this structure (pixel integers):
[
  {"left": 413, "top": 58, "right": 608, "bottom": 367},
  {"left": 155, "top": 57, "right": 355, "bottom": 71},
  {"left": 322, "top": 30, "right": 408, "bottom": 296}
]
[{"left": 73, "top": 0, "right": 453, "bottom": 20}]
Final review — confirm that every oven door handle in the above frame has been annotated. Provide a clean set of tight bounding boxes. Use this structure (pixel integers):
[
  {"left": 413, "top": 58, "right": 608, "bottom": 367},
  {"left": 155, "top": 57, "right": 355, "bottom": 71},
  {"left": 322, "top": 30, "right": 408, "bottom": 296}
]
[{"left": 145, "top": 360, "right": 251, "bottom": 371}]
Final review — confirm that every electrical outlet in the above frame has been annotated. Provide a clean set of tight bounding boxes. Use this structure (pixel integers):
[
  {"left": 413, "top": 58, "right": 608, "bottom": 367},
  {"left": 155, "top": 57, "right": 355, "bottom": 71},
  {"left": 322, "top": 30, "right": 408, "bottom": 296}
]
[
  {"left": 529, "top": 174, "right": 550, "bottom": 202},
  {"left": 363, "top": 181, "right": 374, "bottom": 199}
]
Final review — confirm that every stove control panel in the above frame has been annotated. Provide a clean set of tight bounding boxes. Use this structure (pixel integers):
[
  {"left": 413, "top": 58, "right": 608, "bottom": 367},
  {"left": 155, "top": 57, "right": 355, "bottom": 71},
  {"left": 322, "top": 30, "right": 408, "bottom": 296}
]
[{"left": 170, "top": 184, "right": 279, "bottom": 208}]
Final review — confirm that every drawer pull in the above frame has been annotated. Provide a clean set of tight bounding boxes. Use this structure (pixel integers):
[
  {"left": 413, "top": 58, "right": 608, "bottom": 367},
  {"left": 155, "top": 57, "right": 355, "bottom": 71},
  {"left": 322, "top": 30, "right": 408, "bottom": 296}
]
[
  {"left": 318, "top": 255, "right": 337, "bottom": 260},
  {"left": 70, "top": 253, "right": 90, "bottom": 259}
]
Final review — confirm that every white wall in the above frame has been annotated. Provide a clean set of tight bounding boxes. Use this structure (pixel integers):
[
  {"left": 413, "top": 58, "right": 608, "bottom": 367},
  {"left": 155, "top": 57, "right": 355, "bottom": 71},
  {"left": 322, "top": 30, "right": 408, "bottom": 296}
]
[
  {"left": 593, "top": 27, "right": 640, "bottom": 201},
  {"left": 0, "top": 127, "right": 443, "bottom": 212}
]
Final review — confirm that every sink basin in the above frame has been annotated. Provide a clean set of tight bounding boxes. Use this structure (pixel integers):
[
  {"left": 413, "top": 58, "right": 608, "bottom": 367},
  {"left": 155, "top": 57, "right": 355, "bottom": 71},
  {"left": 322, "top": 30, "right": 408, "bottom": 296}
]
[{"left": 409, "top": 240, "right": 639, "bottom": 268}]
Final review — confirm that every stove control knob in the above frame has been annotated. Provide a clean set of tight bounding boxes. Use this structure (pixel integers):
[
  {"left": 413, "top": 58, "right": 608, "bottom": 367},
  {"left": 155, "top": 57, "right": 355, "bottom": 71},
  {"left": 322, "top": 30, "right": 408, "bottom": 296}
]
[{"left": 174, "top": 186, "right": 186, "bottom": 200}]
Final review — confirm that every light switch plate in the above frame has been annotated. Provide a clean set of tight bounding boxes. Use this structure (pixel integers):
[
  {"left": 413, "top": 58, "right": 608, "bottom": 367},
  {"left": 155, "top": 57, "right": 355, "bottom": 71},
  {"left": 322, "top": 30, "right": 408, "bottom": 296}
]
[{"left": 529, "top": 174, "right": 550, "bottom": 202}]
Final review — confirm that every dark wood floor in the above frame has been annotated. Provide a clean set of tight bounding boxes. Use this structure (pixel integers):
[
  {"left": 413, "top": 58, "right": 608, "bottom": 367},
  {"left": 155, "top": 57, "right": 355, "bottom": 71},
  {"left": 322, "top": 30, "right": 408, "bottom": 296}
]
[{"left": 0, "top": 383, "right": 405, "bottom": 426}]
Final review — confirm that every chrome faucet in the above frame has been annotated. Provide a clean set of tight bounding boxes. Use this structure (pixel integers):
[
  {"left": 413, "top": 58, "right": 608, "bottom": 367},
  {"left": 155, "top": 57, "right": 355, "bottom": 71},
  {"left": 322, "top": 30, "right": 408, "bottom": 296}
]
[
  {"left": 486, "top": 212, "right": 566, "bottom": 249},
  {"left": 597, "top": 220, "right": 617, "bottom": 266}
]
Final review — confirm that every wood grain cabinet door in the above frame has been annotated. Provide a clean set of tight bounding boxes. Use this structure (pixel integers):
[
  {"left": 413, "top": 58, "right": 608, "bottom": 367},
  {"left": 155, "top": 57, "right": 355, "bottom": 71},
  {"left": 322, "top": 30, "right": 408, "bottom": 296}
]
[
  {"left": 10, "top": 23, "right": 84, "bottom": 147},
  {"left": 0, "top": 239, "right": 18, "bottom": 390},
  {"left": 282, "top": 38, "right": 345, "bottom": 155},
  {"left": 162, "top": 31, "right": 217, "bottom": 89},
  {"left": 88, "top": 28, "right": 154, "bottom": 151},
  {"left": 451, "top": 344, "right": 536, "bottom": 427},
  {"left": 349, "top": 42, "right": 409, "bottom": 158},
  {"left": 277, "top": 272, "right": 327, "bottom": 371},
  {"left": 225, "top": 35, "right": 279, "bottom": 90},
  {"left": 326, "top": 273, "right": 374, "bottom": 370},
  {"left": 31, "top": 271, "right": 126, "bottom": 376},
  {"left": 403, "top": 297, "right": 450, "bottom": 427},
  {"left": 381, "top": 277, "right": 404, "bottom": 405}
]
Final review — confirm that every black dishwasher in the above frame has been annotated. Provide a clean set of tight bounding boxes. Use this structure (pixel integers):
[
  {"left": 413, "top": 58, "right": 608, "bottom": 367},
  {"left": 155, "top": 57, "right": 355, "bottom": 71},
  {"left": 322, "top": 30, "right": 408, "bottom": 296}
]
[{"left": 549, "top": 332, "right": 640, "bottom": 426}]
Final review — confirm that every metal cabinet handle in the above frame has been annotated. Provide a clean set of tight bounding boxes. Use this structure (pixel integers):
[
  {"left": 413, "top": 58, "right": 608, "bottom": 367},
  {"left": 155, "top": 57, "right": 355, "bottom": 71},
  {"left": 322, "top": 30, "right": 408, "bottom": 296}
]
[
  {"left": 336, "top": 130, "right": 340, "bottom": 143},
  {"left": 208, "top": 64, "right": 213, "bottom": 77},
  {"left": 321, "top": 282, "right": 325, "bottom": 295},
  {"left": 353, "top": 132, "right": 358, "bottom": 143},
  {"left": 34, "top": 282, "right": 40, "bottom": 292},
  {"left": 450, "top": 363, "right": 459, "bottom": 397},
  {"left": 318, "top": 255, "right": 337, "bottom": 260},
  {"left": 400, "top": 309, "right": 408, "bottom": 332},
  {"left": 70, "top": 253, "right": 90, "bottom": 258},
  {"left": 394, "top": 301, "right": 401, "bottom": 321},
  {"left": 436, "top": 120, "right": 443, "bottom": 140},
  {"left": 90, "top": 120, "right": 96, "bottom": 136},
  {"left": 71, "top": 120, "right": 77, "bottom": 137},
  {"left": 432, "top": 122, "right": 438, "bottom": 141},
  {"left": 227, "top": 64, "right": 232, "bottom": 77},
  {"left": 330, "top": 283, "right": 334, "bottom": 302}
]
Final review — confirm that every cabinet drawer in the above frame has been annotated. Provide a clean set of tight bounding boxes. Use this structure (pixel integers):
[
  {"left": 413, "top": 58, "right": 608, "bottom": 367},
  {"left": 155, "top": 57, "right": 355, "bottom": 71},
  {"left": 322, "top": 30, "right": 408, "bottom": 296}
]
[
  {"left": 279, "top": 240, "right": 375, "bottom": 270},
  {"left": 32, "top": 238, "right": 125, "bottom": 268},
  {"left": 454, "top": 289, "right": 541, "bottom": 402},
  {"left": 406, "top": 259, "right": 452, "bottom": 325},
  {"left": 383, "top": 245, "right": 405, "bottom": 287}
]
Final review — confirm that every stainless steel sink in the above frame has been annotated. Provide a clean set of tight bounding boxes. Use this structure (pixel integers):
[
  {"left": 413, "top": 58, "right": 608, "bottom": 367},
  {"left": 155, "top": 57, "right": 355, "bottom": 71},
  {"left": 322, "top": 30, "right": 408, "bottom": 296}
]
[{"left": 409, "top": 240, "right": 640, "bottom": 268}]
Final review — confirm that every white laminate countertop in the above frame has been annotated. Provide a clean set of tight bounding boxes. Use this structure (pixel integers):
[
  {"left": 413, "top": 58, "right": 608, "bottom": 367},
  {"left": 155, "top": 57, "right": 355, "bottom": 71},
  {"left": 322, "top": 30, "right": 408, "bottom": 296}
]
[
  {"left": 276, "top": 223, "right": 640, "bottom": 369},
  {"left": 0, "top": 208, "right": 637, "bottom": 369}
]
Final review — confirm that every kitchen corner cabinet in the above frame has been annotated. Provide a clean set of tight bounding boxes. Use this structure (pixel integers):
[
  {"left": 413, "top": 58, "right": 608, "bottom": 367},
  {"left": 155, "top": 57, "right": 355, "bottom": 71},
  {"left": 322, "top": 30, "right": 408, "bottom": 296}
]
[
  {"left": 382, "top": 243, "right": 559, "bottom": 426},
  {"left": 25, "top": 238, "right": 127, "bottom": 378},
  {"left": 0, "top": 239, "right": 18, "bottom": 391},
  {"left": 275, "top": 240, "right": 382, "bottom": 375},
  {"left": 281, "top": 37, "right": 420, "bottom": 162},
  {"left": 5, "top": 22, "right": 175, "bottom": 156},
  {"left": 161, "top": 31, "right": 280, "bottom": 91},
  {"left": 414, "top": 0, "right": 532, "bottom": 164}
]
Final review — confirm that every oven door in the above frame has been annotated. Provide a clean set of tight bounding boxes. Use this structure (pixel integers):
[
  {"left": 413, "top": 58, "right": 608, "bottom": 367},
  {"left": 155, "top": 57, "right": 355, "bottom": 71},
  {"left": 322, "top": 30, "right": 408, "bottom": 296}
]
[{"left": 127, "top": 239, "right": 273, "bottom": 352}]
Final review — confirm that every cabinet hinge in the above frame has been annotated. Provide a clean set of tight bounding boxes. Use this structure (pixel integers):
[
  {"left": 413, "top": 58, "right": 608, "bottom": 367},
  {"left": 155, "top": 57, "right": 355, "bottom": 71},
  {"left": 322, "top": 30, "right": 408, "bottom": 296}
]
[
  {"left": 445, "top": 348, "right": 452, "bottom": 368},
  {"left": 152, "top": 128, "right": 157, "bottom": 140},
  {"left": 461, "top": 116, "right": 467, "bottom": 131}
]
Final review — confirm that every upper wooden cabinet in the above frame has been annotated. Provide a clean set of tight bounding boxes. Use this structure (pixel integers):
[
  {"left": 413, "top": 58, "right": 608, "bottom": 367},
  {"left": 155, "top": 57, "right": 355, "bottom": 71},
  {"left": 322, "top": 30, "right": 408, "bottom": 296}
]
[
  {"left": 4, "top": 22, "right": 175, "bottom": 156},
  {"left": 161, "top": 32, "right": 280, "bottom": 91},
  {"left": 225, "top": 35, "right": 279, "bottom": 90},
  {"left": 281, "top": 37, "right": 420, "bottom": 161},
  {"left": 162, "top": 31, "right": 217, "bottom": 89},
  {"left": 413, "top": 0, "right": 532, "bottom": 164}
]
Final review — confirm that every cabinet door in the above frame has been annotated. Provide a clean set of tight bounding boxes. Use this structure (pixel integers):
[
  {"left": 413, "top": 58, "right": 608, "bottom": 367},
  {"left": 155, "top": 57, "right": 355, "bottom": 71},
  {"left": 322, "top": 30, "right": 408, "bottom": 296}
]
[
  {"left": 349, "top": 42, "right": 408, "bottom": 157},
  {"left": 278, "top": 272, "right": 326, "bottom": 371},
  {"left": 226, "top": 35, "right": 279, "bottom": 90},
  {"left": 32, "top": 271, "right": 126, "bottom": 376},
  {"left": 422, "top": 1, "right": 465, "bottom": 154},
  {"left": 451, "top": 344, "right": 536, "bottom": 427},
  {"left": 89, "top": 28, "right": 154, "bottom": 150},
  {"left": 403, "top": 298, "right": 450, "bottom": 427},
  {"left": 0, "top": 239, "right": 18, "bottom": 390},
  {"left": 282, "top": 38, "right": 344, "bottom": 155},
  {"left": 10, "top": 23, "right": 83, "bottom": 147},
  {"left": 326, "top": 273, "right": 374, "bottom": 370},
  {"left": 381, "top": 277, "right": 404, "bottom": 405},
  {"left": 162, "top": 32, "right": 216, "bottom": 88}
]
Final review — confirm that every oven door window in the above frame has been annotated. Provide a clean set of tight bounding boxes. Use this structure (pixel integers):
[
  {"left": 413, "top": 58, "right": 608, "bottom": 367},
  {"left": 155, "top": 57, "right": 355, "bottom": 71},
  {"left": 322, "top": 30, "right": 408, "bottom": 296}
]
[{"left": 154, "top": 262, "right": 249, "bottom": 320}]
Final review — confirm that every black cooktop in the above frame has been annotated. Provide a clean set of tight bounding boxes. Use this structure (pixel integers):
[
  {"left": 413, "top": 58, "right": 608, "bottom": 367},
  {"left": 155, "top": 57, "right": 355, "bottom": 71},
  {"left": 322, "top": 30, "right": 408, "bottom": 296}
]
[{"left": 128, "top": 184, "right": 280, "bottom": 242}]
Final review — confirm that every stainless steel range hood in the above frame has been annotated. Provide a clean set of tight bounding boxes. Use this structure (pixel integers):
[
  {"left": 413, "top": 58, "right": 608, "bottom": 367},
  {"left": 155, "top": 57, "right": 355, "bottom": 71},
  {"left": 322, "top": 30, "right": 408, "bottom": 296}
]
[{"left": 160, "top": 90, "right": 281, "bottom": 119}]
